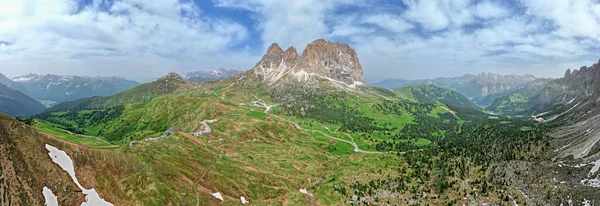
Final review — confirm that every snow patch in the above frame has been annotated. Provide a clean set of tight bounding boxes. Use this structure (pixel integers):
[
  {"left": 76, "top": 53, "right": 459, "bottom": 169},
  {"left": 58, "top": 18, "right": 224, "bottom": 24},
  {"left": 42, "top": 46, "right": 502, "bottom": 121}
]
[
  {"left": 45, "top": 144, "right": 113, "bottom": 206},
  {"left": 589, "top": 158, "right": 600, "bottom": 176},
  {"left": 11, "top": 76, "right": 34, "bottom": 82},
  {"left": 212, "top": 192, "right": 224, "bottom": 201},
  {"left": 46, "top": 144, "right": 81, "bottom": 188},
  {"left": 299, "top": 188, "right": 313, "bottom": 197},
  {"left": 582, "top": 199, "right": 592, "bottom": 206},
  {"left": 581, "top": 178, "right": 600, "bottom": 188},
  {"left": 240, "top": 196, "right": 249, "bottom": 204},
  {"left": 43, "top": 186, "right": 59, "bottom": 206},
  {"left": 81, "top": 189, "right": 112, "bottom": 206},
  {"left": 208, "top": 138, "right": 224, "bottom": 143}
]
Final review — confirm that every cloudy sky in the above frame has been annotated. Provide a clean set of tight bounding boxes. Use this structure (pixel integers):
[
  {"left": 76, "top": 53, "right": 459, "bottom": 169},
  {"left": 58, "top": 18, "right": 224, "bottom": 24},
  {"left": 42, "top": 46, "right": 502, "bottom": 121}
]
[{"left": 1, "top": 0, "right": 600, "bottom": 82}]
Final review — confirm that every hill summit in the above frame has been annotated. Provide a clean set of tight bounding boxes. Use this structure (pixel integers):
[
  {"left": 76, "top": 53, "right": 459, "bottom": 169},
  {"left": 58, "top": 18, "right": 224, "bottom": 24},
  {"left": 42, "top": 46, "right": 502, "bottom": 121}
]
[
  {"left": 160, "top": 72, "right": 186, "bottom": 82},
  {"left": 252, "top": 39, "right": 365, "bottom": 88}
]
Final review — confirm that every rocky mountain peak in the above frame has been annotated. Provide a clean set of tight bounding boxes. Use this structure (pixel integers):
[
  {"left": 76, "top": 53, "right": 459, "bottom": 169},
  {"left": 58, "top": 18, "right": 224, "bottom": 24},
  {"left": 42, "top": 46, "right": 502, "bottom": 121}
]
[
  {"left": 564, "top": 68, "right": 572, "bottom": 79},
  {"left": 284, "top": 46, "right": 299, "bottom": 59},
  {"left": 266, "top": 43, "right": 283, "bottom": 56},
  {"left": 542, "top": 60, "right": 600, "bottom": 104},
  {"left": 252, "top": 39, "right": 365, "bottom": 89},
  {"left": 301, "top": 39, "right": 364, "bottom": 84}
]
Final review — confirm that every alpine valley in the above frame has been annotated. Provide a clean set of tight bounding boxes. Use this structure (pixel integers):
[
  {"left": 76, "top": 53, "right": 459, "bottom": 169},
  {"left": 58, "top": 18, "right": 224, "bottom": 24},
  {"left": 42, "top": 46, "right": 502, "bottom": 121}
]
[{"left": 1, "top": 39, "right": 600, "bottom": 206}]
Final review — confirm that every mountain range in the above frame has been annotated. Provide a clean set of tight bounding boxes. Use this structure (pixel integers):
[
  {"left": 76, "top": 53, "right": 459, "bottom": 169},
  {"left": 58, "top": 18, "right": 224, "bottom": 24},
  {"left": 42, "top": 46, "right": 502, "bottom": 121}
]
[
  {"left": 180, "top": 68, "right": 242, "bottom": 82},
  {"left": 8, "top": 73, "right": 140, "bottom": 107},
  {"left": 1, "top": 39, "right": 599, "bottom": 205},
  {"left": 373, "top": 73, "right": 541, "bottom": 102}
]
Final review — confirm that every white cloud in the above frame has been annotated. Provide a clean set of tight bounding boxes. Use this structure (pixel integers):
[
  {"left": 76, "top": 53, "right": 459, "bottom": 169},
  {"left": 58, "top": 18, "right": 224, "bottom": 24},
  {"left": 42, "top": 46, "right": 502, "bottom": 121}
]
[
  {"left": 474, "top": 1, "right": 510, "bottom": 19},
  {"left": 0, "top": 0, "right": 253, "bottom": 79},
  {"left": 363, "top": 14, "right": 414, "bottom": 33},
  {"left": 402, "top": 0, "right": 476, "bottom": 31},
  {"left": 523, "top": 0, "right": 600, "bottom": 39},
  {"left": 214, "top": 0, "right": 364, "bottom": 51},
  {"left": 210, "top": 0, "right": 600, "bottom": 80},
  {"left": 2, "top": 0, "right": 600, "bottom": 81},
  {"left": 330, "top": 15, "right": 374, "bottom": 37}
]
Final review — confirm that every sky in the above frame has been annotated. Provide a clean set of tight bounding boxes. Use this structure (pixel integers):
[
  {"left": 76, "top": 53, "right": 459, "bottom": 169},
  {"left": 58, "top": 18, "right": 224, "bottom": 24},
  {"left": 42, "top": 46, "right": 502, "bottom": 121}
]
[{"left": 1, "top": 0, "right": 600, "bottom": 82}]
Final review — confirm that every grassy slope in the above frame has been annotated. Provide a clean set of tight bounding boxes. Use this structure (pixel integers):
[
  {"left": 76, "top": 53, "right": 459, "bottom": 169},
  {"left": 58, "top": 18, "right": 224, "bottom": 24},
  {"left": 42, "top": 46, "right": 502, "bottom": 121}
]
[
  {"left": 30, "top": 75, "right": 541, "bottom": 205},
  {"left": 45, "top": 74, "right": 197, "bottom": 112},
  {"left": 32, "top": 93, "right": 414, "bottom": 205},
  {"left": 0, "top": 83, "right": 46, "bottom": 117},
  {"left": 486, "top": 81, "right": 548, "bottom": 115}
]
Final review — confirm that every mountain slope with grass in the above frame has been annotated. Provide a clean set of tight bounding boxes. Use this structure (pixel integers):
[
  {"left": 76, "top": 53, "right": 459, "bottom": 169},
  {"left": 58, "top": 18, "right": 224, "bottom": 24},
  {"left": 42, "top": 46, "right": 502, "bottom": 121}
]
[
  {"left": 0, "top": 113, "right": 138, "bottom": 205},
  {"left": 0, "top": 82, "right": 46, "bottom": 117},
  {"left": 485, "top": 78, "right": 553, "bottom": 115},
  {"left": 23, "top": 39, "right": 600, "bottom": 205},
  {"left": 46, "top": 72, "right": 195, "bottom": 112},
  {"left": 407, "top": 84, "right": 481, "bottom": 111}
]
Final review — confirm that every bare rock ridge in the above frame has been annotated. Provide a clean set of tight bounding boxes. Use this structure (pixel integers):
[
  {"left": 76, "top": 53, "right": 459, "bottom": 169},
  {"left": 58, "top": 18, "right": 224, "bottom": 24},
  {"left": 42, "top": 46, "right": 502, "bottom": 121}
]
[
  {"left": 538, "top": 59, "right": 600, "bottom": 159},
  {"left": 252, "top": 39, "right": 365, "bottom": 88},
  {"left": 541, "top": 59, "right": 600, "bottom": 104}
]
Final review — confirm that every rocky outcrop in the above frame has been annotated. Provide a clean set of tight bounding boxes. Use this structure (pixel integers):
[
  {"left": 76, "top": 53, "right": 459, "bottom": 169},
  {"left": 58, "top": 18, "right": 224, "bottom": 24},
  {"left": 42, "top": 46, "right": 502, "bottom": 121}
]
[
  {"left": 535, "top": 59, "right": 600, "bottom": 160},
  {"left": 539, "top": 60, "right": 600, "bottom": 105},
  {"left": 252, "top": 39, "right": 365, "bottom": 88}
]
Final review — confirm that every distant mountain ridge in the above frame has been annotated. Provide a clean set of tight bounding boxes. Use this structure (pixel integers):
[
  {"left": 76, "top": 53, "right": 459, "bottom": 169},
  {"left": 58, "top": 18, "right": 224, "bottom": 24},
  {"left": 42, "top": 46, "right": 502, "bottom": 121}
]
[
  {"left": 45, "top": 72, "right": 194, "bottom": 112},
  {"left": 0, "top": 73, "right": 29, "bottom": 93},
  {"left": 10, "top": 73, "right": 139, "bottom": 106},
  {"left": 483, "top": 78, "right": 553, "bottom": 114},
  {"left": 0, "top": 82, "right": 46, "bottom": 117},
  {"left": 373, "top": 73, "right": 539, "bottom": 99},
  {"left": 180, "top": 69, "right": 242, "bottom": 82}
]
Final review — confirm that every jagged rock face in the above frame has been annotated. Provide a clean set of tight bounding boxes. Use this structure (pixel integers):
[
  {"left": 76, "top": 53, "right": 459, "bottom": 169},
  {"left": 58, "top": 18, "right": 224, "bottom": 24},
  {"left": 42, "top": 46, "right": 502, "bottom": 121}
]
[
  {"left": 300, "top": 39, "right": 364, "bottom": 85},
  {"left": 560, "top": 64, "right": 600, "bottom": 95},
  {"left": 540, "top": 61, "right": 600, "bottom": 104},
  {"left": 252, "top": 39, "right": 365, "bottom": 88},
  {"left": 535, "top": 60, "right": 600, "bottom": 159}
]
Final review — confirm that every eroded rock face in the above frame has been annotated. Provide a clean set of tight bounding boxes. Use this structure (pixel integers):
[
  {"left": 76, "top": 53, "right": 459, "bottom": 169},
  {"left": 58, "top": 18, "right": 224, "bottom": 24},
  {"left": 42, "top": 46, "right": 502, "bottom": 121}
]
[
  {"left": 252, "top": 39, "right": 365, "bottom": 88},
  {"left": 540, "top": 60, "right": 600, "bottom": 104},
  {"left": 538, "top": 59, "right": 600, "bottom": 159}
]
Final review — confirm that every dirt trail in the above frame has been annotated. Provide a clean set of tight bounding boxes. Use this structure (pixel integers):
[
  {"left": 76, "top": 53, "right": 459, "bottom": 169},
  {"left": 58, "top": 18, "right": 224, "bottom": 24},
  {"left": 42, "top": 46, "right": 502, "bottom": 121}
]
[
  {"left": 274, "top": 115, "right": 393, "bottom": 155},
  {"left": 249, "top": 100, "right": 394, "bottom": 155},
  {"left": 55, "top": 127, "right": 113, "bottom": 145}
]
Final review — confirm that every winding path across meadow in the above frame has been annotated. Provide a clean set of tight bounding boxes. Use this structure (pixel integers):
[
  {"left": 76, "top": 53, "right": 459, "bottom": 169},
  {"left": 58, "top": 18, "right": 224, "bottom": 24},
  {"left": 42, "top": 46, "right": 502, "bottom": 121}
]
[{"left": 250, "top": 100, "right": 396, "bottom": 155}]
